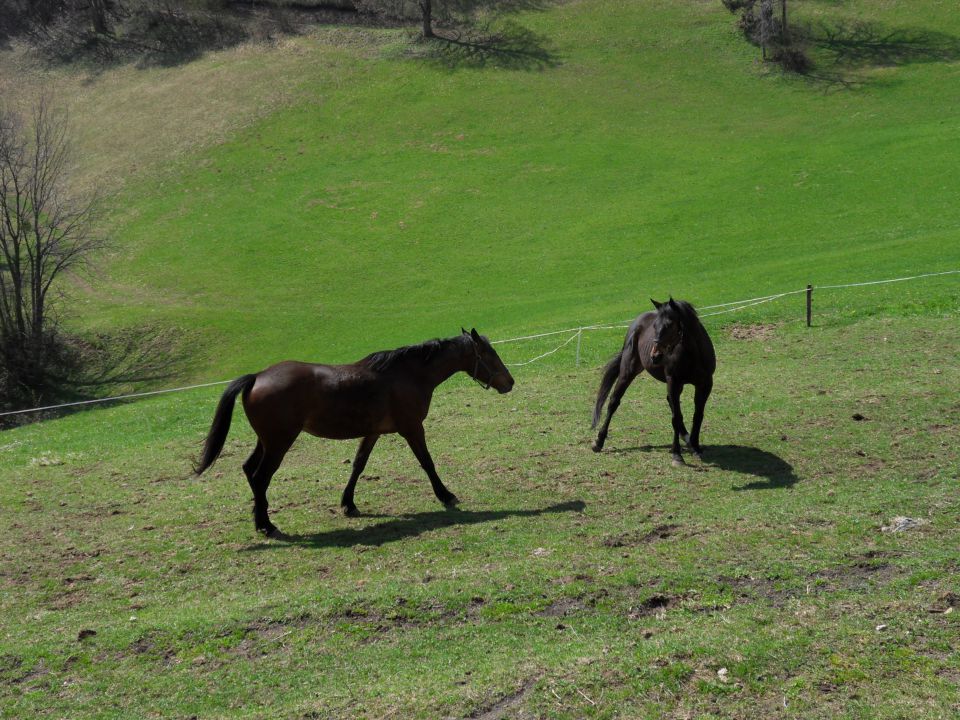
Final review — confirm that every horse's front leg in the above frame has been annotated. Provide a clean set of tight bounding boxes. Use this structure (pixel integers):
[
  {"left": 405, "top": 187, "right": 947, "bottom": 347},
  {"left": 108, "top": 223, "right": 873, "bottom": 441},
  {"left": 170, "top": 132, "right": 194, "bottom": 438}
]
[
  {"left": 593, "top": 365, "right": 640, "bottom": 452},
  {"left": 341, "top": 434, "right": 380, "bottom": 517},
  {"left": 687, "top": 379, "right": 712, "bottom": 459},
  {"left": 666, "top": 378, "right": 687, "bottom": 466},
  {"left": 401, "top": 424, "right": 459, "bottom": 508}
]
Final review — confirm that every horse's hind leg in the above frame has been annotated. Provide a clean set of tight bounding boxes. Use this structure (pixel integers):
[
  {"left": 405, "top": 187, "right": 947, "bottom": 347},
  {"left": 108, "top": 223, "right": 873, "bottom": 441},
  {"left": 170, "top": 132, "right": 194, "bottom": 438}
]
[
  {"left": 592, "top": 370, "right": 639, "bottom": 452},
  {"left": 686, "top": 379, "right": 712, "bottom": 459},
  {"left": 341, "top": 435, "right": 379, "bottom": 517},
  {"left": 242, "top": 441, "right": 263, "bottom": 486},
  {"left": 666, "top": 379, "right": 687, "bottom": 466},
  {"left": 248, "top": 439, "right": 294, "bottom": 537}
]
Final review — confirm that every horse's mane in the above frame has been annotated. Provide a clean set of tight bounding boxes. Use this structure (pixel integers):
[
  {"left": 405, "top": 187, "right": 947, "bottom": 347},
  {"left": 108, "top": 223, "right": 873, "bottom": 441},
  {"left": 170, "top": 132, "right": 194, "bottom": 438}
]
[
  {"left": 359, "top": 336, "right": 458, "bottom": 372},
  {"left": 670, "top": 299, "right": 703, "bottom": 330}
]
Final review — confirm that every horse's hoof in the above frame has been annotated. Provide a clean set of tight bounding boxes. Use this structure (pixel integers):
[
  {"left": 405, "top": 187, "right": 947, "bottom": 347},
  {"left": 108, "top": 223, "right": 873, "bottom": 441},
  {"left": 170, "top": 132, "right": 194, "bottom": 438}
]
[
  {"left": 591, "top": 442, "right": 603, "bottom": 453},
  {"left": 342, "top": 505, "right": 360, "bottom": 518},
  {"left": 258, "top": 525, "right": 285, "bottom": 539},
  {"left": 443, "top": 495, "right": 460, "bottom": 510},
  {"left": 671, "top": 456, "right": 686, "bottom": 468}
]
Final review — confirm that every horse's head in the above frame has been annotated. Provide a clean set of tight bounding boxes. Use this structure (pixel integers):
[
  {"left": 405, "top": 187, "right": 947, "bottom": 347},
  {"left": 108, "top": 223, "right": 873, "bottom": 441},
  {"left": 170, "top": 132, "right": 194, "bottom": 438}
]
[
  {"left": 463, "top": 328, "right": 514, "bottom": 393},
  {"left": 649, "top": 298, "right": 684, "bottom": 365}
]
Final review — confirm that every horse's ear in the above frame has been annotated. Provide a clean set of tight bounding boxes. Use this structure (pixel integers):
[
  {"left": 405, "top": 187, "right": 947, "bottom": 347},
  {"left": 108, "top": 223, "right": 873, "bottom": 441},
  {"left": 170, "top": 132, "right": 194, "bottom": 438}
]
[
  {"left": 651, "top": 298, "right": 663, "bottom": 310},
  {"left": 470, "top": 328, "right": 482, "bottom": 343},
  {"left": 668, "top": 297, "right": 679, "bottom": 311},
  {"left": 461, "top": 327, "right": 469, "bottom": 336}
]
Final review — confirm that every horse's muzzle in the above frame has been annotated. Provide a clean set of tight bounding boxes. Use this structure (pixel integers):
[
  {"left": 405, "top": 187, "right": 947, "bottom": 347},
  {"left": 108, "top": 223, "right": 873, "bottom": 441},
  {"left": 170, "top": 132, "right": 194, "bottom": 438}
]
[{"left": 495, "top": 375, "right": 515, "bottom": 394}]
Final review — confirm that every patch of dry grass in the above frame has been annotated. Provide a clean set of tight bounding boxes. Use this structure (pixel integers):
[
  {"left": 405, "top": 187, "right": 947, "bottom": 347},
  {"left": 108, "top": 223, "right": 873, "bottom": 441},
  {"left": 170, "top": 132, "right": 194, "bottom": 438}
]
[{"left": 0, "top": 27, "right": 393, "bottom": 197}]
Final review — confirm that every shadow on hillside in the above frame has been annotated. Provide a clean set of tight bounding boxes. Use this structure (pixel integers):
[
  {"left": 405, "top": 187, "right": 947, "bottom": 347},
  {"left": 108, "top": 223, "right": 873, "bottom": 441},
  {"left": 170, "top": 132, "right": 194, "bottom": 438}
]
[
  {"left": 805, "top": 20, "right": 960, "bottom": 67},
  {"left": 411, "top": 21, "right": 559, "bottom": 70},
  {"left": 242, "top": 499, "right": 586, "bottom": 550},
  {"left": 0, "top": 325, "right": 186, "bottom": 429},
  {"left": 795, "top": 19, "right": 960, "bottom": 89},
  {"left": 22, "top": 3, "right": 377, "bottom": 72},
  {"left": 607, "top": 443, "right": 798, "bottom": 490}
]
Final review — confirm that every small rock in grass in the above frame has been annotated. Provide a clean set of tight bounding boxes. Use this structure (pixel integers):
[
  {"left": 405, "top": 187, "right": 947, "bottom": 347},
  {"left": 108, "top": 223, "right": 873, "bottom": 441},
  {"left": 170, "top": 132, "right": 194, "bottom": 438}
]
[{"left": 881, "top": 516, "right": 928, "bottom": 533}]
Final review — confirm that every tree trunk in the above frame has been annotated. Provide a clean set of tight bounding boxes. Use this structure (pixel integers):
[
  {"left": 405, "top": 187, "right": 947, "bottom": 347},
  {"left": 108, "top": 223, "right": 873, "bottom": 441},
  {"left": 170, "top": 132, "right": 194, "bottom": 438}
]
[
  {"left": 759, "top": 0, "right": 773, "bottom": 60},
  {"left": 90, "top": 0, "right": 111, "bottom": 35},
  {"left": 781, "top": 0, "right": 788, "bottom": 42},
  {"left": 419, "top": 0, "right": 433, "bottom": 38}
]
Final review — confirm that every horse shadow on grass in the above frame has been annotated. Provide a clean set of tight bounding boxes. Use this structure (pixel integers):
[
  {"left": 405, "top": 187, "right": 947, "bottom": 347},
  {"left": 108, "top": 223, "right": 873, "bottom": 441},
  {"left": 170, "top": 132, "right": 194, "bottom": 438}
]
[
  {"left": 242, "top": 499, "right": 586, "bottom": 551},
  {"left": 609, "top": 444, "right": 798, "bottom": 491}
]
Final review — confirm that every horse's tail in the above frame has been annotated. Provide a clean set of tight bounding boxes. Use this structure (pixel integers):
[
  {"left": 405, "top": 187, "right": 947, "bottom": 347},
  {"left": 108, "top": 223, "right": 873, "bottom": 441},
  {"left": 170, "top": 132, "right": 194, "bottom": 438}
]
[
  {"left": 592, "top": 351, "right": 623, "bottom": 428},
  {"left": 194, "top": 374, "right": 257, "bottom": 475}
]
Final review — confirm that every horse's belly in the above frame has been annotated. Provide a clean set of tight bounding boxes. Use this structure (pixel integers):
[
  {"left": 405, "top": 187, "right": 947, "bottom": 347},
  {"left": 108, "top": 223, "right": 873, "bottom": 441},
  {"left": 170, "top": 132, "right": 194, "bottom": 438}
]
[{"left": 303, "top": 408, "right": 396, "bottom": 439}]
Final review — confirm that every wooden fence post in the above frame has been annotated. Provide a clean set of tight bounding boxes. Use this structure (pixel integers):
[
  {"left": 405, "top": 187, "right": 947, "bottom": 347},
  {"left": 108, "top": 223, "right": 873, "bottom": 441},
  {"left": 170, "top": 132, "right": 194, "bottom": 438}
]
[{"left": 806, "top": 284, "right": 813, "bottom": 327}]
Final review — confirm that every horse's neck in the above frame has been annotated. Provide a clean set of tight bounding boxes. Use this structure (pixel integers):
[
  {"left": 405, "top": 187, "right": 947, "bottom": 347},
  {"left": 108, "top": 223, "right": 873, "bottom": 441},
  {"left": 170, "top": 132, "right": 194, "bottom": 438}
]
[{"left": 422, "top": 339, "right": 472, "bottom": 390}]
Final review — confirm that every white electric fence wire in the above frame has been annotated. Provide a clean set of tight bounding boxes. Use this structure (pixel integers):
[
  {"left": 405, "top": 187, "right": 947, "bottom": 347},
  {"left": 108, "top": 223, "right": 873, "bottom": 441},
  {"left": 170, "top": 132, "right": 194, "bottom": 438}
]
[
  {"left": 816, "top": 269, "right": 960, "bottom": 289},
  {"left": 2, "top": 269, "right": 957, "bottom": 417},
  {"left": 491, "top": 326, "right": 588, "bottom": 345},
  {"left": 505, "top": 331, "right": 581, "bottom": 367},
  {"left": 699, "top": 293, "right": 794, "bottom": 317},
  {"left": 0, "top": 380, "right": 232, "bottom": 418},
  {"left": 699, "top": 287, "right": 809, "bottom": 310}
]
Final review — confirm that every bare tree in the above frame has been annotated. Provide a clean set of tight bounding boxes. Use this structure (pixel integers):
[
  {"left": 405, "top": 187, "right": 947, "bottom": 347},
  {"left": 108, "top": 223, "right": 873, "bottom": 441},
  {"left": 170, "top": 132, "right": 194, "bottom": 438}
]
[{"left": 0, "top": 95, "right": 104, "bottom": 408}]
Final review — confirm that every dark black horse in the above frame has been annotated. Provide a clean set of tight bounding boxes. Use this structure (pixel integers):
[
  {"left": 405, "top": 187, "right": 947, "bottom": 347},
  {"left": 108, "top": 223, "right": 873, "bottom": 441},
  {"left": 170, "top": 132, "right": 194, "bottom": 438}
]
[
  {"left": 592, "top": 299, "right": 715, "bottom": 464},
  {"left": 195, "top": 329, "right": 514, "bottom": 536}
]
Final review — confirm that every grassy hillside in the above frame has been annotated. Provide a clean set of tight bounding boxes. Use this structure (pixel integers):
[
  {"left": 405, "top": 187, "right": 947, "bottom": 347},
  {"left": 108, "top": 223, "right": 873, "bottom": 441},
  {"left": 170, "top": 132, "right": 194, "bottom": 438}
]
[{"left": 3, "top": 0, "right": 953, "bottom": 379}]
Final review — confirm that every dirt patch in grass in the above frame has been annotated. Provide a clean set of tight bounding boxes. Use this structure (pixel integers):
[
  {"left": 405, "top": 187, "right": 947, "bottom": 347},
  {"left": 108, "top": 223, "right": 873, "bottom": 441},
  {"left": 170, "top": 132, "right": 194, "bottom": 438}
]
[
  {"left": 468, "top": 677, "right": 539, "bottom": 720},
  {"left": 228, "top": 620, "right": 299, "bottom": 659},
  {"left": 723, "top": 553, "right": 903, "bottom": 608},
  {"left": 538, "top": 597, "right": 589, "bottom": 618},
  {"left": 334, "top": 600, "right": 461, "bottom": 633},
  {"left": 628, "top": 593, "right": 683, "bottom": 620},
  {"left": 7, "top": 658, "right": 50, "bottom": 687},
  {"left": 728, "top": 323, "right": 779, "bottom": 341},
  {"left": 602, "top": 523, "right": 681, "bottom": 548},
  {"left": 808, "top": 559, "right": 898, "bottom": 591}
]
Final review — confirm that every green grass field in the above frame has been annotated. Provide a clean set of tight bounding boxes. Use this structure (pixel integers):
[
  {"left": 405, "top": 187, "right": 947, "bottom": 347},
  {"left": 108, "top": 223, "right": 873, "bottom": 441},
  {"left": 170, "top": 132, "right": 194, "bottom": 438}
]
[
  {"left": 1, "top": 0, "right": 959, "bottom": 716},
  {"left": 3, "top": 0, "right": 953, "bottom": 376},
  {"left": 2, "top": 316, "right": 958, "bottom": 718}
]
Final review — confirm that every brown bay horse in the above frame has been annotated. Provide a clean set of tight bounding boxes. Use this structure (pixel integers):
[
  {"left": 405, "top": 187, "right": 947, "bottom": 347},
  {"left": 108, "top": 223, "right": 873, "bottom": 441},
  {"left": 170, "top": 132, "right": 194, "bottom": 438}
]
[
  {"left": 592, "top": 299, "right": 715, "bottom": 464},
  {"left": 195, "top": 329, "right": 514, "bottom": 536}
]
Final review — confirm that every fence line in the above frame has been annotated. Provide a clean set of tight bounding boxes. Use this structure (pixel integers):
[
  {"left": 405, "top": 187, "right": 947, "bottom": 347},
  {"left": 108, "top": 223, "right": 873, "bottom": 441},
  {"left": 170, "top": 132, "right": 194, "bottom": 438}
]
[
  {"left": 0, "top": 380, "right": 233, "bottom": 418},
  {"left": 505, "top": 331, "right": 582, "bottom": 367},
  {"left": 2, "top": 268, "right": 957, "bottom": 418},
  {"left": 816, "top": 269, "right": 960, "bottom": 290}
]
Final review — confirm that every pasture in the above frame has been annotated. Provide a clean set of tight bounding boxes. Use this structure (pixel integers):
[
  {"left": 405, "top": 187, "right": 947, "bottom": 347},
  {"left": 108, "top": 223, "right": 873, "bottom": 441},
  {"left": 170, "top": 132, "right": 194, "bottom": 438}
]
[
  {"left": 2, "top": 315, "right": 958, "bottom": 718},
  {"left": 1, "top": 0, "right": 959, "bottom": 716}
]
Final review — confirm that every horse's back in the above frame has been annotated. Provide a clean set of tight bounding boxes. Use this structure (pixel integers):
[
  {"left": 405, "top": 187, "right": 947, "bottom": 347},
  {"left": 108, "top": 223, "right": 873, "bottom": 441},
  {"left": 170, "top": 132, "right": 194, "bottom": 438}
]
[{"left": 242, "top": 360, "right": 394, "bottom": 441}]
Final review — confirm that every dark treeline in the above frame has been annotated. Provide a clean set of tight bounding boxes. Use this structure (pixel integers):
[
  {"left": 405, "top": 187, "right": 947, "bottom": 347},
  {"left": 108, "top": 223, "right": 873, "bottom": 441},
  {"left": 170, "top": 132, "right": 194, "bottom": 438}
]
[
  {"left": 0, "top": 1, "right": 325, "bottom": 65},
  {"left": 0, "top": 0, "right": 537, "bottom": 62}
]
